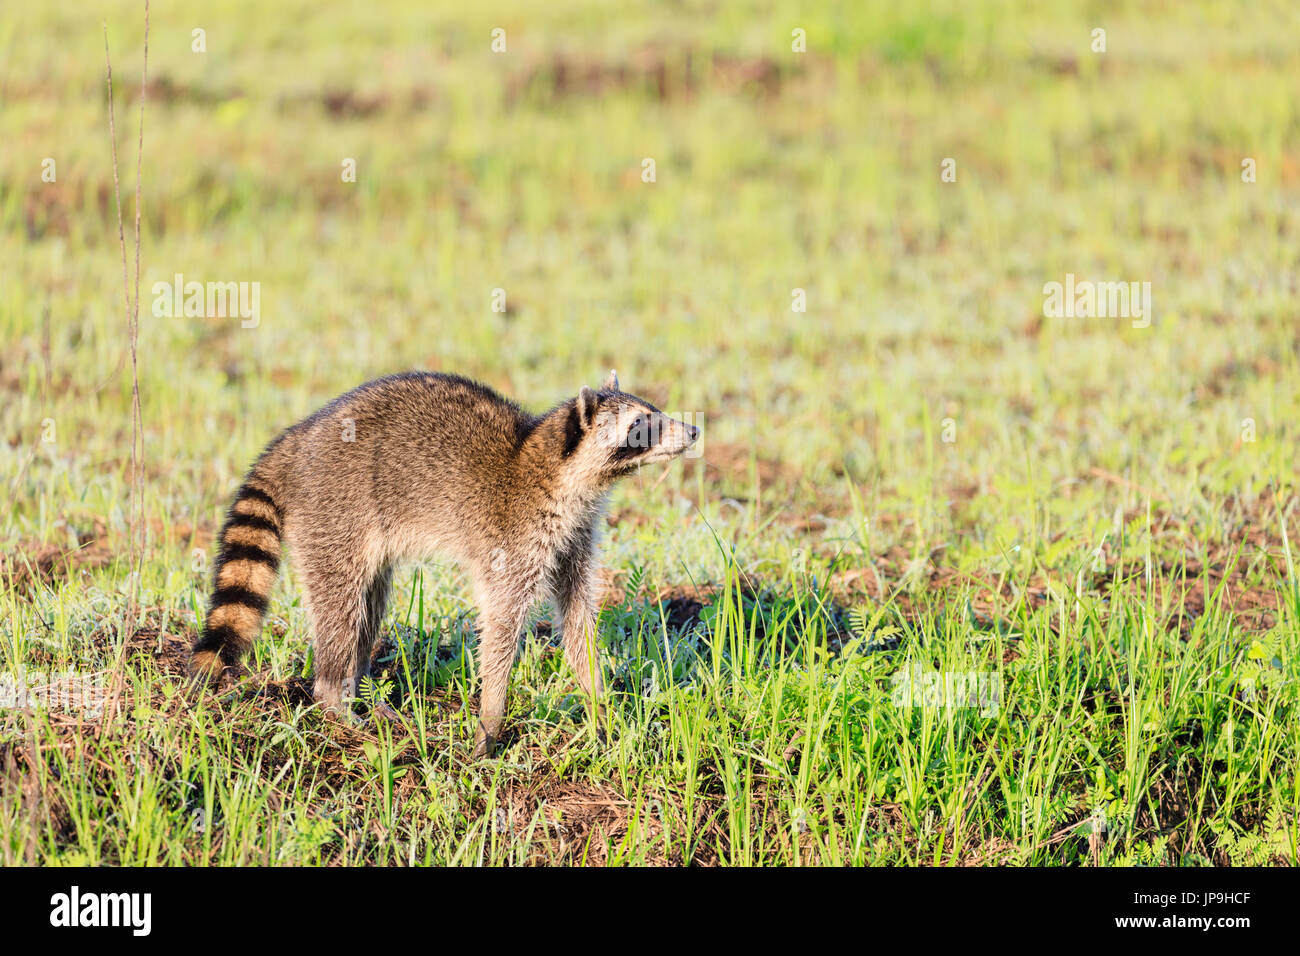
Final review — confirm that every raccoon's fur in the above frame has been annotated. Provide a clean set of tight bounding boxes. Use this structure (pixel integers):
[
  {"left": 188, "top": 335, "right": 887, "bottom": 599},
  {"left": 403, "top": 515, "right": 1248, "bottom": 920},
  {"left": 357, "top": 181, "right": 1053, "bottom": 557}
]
[{"left": 190, "top": 369, "right": 698, "bottom": 757}]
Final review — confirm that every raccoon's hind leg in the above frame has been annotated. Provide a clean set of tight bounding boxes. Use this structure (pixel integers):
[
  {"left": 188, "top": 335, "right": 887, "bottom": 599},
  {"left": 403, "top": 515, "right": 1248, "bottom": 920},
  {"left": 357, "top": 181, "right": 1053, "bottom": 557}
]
[{"left": 299, "top": 544, "right": 389, "bottom": 714}]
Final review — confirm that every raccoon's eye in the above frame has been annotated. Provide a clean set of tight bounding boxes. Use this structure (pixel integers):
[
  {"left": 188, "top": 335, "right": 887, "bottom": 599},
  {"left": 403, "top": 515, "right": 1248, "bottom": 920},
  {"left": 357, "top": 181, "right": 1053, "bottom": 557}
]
[{"left": 627, "top": 416, "right": 645, "bottom": 446}]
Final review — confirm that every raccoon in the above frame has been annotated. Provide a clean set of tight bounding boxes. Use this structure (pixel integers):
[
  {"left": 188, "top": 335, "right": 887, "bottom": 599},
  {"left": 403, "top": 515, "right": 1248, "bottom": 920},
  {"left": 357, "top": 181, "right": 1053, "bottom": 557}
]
[{"left": 190, "top": 369, "right": 698, "bottom": 757}]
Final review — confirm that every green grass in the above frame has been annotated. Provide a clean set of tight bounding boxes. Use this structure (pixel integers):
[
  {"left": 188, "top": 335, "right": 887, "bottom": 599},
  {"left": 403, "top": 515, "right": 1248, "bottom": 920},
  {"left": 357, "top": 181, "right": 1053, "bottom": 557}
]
[{"left": 1, "top": 0, "right": 1299, "bottom": 864}]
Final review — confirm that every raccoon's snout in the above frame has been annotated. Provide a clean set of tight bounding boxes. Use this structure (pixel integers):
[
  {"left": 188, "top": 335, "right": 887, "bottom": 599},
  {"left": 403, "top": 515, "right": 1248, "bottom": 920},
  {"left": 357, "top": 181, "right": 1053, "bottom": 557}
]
[
  {"left": 602, "top": 401, "right": 698, "bottom": 466},
  {"left": 663, "top": 417, "right": 699, "bottom": 456}
]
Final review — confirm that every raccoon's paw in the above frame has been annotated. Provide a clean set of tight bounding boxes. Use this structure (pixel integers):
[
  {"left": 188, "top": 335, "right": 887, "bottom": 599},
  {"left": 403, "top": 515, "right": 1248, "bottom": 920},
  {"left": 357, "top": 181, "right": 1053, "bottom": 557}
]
[
  {"left": 577, "top": 699, "right": 608, "bottom": 745},
  {"left": 369, "top": 699, "right": 401, "bottom": 722},
  {"left": 320, "top": 703, "right": 366, "bottom": 730},
  {"left": 318, "top": 697, "right": 404, "bottom": 730},
  {"left": 471, "top": 727, "right": 498, "bottom": 760}
]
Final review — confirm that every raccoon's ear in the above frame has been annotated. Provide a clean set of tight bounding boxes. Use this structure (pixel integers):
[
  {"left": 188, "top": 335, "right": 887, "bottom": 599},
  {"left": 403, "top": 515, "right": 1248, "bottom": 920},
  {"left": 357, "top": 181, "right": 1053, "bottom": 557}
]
[
  {"left": 602, "top": 369, "right": 619, "bottom": 392},
  {"left": 577, "top": 386, "right": 600, "bottom": 429}
]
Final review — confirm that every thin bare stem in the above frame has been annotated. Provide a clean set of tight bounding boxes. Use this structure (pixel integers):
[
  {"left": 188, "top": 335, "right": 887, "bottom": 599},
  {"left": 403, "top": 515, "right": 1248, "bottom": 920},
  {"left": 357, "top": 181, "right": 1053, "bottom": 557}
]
[
  {"left": 129, "top": 2, "right": 150, "bottom": 604},
  {"left": 103, "top": 25, "right": 130, "bottom": 359},
  {"left": 102, "top": 2, "right": 150, "bottom": 730}
]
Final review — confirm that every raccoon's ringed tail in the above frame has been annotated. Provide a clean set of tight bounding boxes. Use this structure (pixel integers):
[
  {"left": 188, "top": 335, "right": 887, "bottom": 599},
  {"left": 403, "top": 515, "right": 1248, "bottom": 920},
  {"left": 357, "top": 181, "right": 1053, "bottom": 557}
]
[{"left": 191, "top": 483, "right": 284, "bottom": 681}]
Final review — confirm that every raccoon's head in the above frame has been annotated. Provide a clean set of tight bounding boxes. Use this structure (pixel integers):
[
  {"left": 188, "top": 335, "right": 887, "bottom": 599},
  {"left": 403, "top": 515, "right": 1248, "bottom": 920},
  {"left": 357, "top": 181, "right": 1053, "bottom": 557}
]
[{"left": 563, "top": 370, "right": 699, "bottom": 484}]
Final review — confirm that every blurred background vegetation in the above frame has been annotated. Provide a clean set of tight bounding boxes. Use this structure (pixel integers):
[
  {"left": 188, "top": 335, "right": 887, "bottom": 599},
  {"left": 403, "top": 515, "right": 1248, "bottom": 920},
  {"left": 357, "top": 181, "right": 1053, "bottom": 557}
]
[{"left": 4, "top": 1, "right": 1298, "bottom": 580}]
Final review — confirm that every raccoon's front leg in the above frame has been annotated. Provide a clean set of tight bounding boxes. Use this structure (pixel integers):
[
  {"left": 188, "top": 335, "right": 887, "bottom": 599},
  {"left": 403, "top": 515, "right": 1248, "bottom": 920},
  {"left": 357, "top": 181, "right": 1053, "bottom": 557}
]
[
  {"left": 356, "top": 564, "right": 396, "bottom": 717},
  {"left": 471, "top": 567, "right": 543, "bottom": 758},
  {"left": 471, "top": 603, "right": 531, "bottom": 759},
  {"left": 550, "top": 544, "right": 605, "bottom": 717}
]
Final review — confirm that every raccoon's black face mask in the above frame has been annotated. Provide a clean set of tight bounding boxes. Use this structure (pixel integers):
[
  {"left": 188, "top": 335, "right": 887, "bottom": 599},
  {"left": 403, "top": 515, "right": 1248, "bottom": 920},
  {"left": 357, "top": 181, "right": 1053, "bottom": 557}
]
[{"left": 565, "top": 370, "right": 700, "bottom": 480}]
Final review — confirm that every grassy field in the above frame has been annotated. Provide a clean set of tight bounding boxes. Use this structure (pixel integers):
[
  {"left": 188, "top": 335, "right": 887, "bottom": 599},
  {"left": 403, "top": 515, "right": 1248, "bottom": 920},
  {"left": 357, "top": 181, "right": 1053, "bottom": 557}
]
[{"left": 1, "top": 0, "right": 1299, "bottom": 865}]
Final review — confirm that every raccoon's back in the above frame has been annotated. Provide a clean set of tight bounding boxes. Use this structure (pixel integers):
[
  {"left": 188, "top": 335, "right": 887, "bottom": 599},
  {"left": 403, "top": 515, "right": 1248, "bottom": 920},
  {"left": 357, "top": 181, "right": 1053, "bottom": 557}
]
[{"left": 278, "top": 372, "right": 535, "bottom": 529}]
